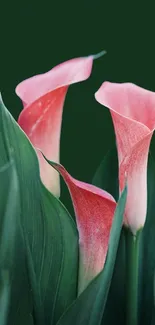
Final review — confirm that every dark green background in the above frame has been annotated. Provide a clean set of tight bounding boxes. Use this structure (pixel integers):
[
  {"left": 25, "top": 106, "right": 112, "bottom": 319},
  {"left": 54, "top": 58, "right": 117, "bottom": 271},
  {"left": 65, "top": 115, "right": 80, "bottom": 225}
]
[{"left": 1, "top": 0, "right": 155, "bottom": 185}]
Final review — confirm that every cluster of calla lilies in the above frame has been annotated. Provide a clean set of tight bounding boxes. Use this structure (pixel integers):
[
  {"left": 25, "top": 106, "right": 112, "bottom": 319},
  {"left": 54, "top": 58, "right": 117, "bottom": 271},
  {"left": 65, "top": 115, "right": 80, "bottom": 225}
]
[{"left": 3, "top": 55, "right": 155, "bottom": 325}]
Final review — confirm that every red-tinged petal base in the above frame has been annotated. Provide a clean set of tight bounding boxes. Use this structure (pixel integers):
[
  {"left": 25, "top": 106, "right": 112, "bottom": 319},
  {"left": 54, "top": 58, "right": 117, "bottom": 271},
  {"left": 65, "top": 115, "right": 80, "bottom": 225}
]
[
  {"left": 47, "top": 161, "right": 116, "bottom": 294},
  {"left": 17, "top": 56, "right": 93, "bottom": 196},
  {"left": 18, "top": 87, "right": 68, "bottom": 197}
]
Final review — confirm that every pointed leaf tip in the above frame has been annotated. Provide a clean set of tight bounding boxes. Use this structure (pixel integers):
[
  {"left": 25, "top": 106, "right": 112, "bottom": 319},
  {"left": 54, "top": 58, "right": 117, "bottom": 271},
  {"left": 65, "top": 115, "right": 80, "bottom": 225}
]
[{"left": 92, "top": 50, "right": 107, "bottom": 60}]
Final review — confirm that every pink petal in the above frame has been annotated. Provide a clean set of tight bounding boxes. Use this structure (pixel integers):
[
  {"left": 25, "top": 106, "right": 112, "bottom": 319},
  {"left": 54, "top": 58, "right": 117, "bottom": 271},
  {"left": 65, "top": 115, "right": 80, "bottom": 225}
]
[
  {"left": 95, "top": 82, "right": 155, "bottom": 131},
  {"left": 95, "top": 82, "right": 155, "bottom": 234},
  {"left": 16, "top": 56, "right": 93, "bottom": 106},
  {"left": 16, "top": 56, "right": 93, "bottom": 196},
  {"left": 119, "top": 133, "right": 153, "bottom": 232},
  {"left": 48, "top": 161, "right": 116, "bottom": 294}
]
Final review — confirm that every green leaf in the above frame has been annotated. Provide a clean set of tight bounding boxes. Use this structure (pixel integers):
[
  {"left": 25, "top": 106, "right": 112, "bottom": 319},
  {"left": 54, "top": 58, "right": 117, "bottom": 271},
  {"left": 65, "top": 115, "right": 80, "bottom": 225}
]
[
  {"left": 92, "top": 147, "right": 119, "bottom": 201},
  {"left": 0, "top": 161, "right": 20, "bottom": 325},
  {"left": 101, "top": 230, "right": 126, "bottom": 325},
  {"left": 56, "top": 187, "right": 127, "bottom": 325},
  {"left": 25, "top": 185, "right": 78, "bottom": 325},
  {"left": 92, "top": 147, "right": 126, "bottom": 325},
  {"left": 0, "top": 97, "right": 78, "bottom": 325}
]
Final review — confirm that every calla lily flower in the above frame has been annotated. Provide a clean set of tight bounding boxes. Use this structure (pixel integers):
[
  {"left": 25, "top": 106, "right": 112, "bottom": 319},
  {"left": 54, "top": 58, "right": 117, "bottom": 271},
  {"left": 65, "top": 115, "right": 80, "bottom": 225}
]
[
  {"left": 16, "top": 56, "right": 93, "bottom": 197},
  {"left": 46, "top": 160, "right": 116, "bottom": 294},
  {"left": 95, "top": 82, "right": 155, "bottom": 234}
]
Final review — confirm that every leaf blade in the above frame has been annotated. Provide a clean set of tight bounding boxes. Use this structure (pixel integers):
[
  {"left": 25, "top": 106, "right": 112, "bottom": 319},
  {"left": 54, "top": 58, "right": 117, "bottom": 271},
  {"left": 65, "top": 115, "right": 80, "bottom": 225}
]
[{"left": 0, "top": 98, "right": 78, "bottom": 325}]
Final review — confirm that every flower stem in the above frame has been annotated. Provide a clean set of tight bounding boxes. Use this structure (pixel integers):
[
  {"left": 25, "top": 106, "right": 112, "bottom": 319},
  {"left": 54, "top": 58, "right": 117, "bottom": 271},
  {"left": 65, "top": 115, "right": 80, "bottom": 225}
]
[{"left": 125, "top": 228, "right": 141, "bottom": 325}]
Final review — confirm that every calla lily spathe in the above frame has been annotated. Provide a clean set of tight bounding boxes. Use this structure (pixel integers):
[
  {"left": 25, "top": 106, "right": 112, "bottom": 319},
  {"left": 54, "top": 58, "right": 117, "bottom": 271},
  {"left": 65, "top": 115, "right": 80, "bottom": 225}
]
[
  {"left": 16, "top": 56, "right": 93, "bottom": 197},
  {"left": 48, "top": 161, "right": 116, "bottom": 294},
  {"left": 15, "top": 55, "right": 115, "bottom": 295},
  {"left": 95, "top": 82, "right": 155, "bottom": 234}
]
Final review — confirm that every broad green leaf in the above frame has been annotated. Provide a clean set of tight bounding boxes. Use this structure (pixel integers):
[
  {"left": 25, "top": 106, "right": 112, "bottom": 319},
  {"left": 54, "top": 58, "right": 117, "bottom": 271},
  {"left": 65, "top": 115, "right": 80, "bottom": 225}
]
[
  {"left": 56, "top": 187, "right": 127, "bottom": 325},
  {"left": 0, "top": 161, "right": 20, "bottom": 325},
  {"left": 92, "top": 147, "right": 119, "bottom": 201},
  {"left": 0, "top": 97, "right": 78, "bottom": 325}
]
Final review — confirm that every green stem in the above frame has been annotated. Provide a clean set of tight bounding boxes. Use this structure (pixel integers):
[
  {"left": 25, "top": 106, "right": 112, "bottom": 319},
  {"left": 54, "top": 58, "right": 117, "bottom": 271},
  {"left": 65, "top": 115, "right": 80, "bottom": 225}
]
[{"left": 125, "top": 228, "right": 141, "bottom": 325}]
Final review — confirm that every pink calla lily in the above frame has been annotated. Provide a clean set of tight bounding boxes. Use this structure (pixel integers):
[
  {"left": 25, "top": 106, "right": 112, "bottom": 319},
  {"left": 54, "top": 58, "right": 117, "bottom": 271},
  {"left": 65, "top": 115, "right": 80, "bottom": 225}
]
[
  {"left": 16, "top": 56, "right": 93, "bottom": 197},
  {"left": 47, "top": 161, "right": 116, "bottom": 294},
  {"left": 95, "top": 82, "right": 155, "bottom": 234}
]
